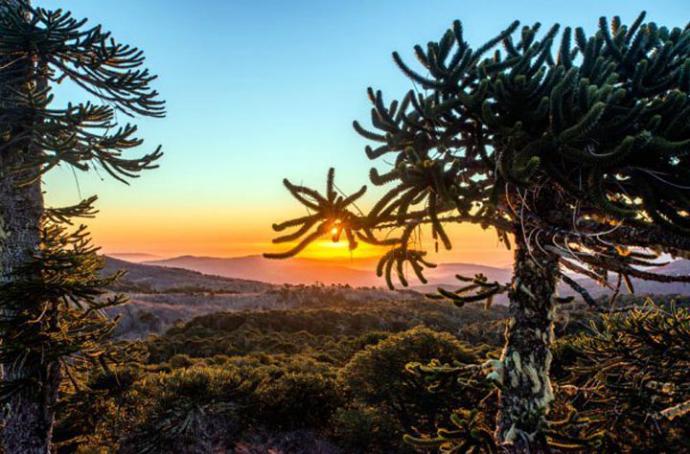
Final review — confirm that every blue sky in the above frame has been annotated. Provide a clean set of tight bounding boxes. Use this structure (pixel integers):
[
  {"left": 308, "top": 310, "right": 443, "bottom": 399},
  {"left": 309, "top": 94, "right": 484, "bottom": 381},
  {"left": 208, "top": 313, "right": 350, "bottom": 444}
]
[{"left": 39, "top": 0, "right": 690, "bottom": 259}]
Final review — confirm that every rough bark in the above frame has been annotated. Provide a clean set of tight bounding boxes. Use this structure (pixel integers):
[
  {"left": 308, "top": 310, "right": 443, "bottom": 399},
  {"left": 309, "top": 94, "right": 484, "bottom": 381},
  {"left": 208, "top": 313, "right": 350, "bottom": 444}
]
[
  {"left": 494, "top": 239, "right": 559, "bottom": 453},
  {"left": 0, "top": 1, "right": 59, "bottom": 453},
  {"left": 0, "top": 149, "right": 54, "bottom": 453},
  {"left": 0, "top": 362, "right": 60, "bottom": 454}
]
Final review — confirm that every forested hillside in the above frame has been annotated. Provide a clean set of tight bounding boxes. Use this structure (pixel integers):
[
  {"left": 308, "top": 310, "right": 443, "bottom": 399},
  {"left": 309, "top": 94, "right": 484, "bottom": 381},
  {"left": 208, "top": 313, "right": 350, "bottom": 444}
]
[{"left": 53, "top": 282, "right": 690, "bottom": 453}]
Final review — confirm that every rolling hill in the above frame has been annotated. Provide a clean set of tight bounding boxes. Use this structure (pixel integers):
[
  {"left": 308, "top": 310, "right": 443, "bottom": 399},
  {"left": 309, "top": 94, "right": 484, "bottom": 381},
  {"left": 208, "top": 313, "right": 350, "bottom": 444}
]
[
  {"left": 103, "top": 256, "right": 274, "bottom": 293},
  {"left": 102, "top": 256, "right": 427, "bottom": 338},
  {"left": 145, "top": 254, "right": 513, "bottom": 288},
  {"left": 103, "top": 255, "right": 690, "bottom": 338},
  {"left": 142, "top": 254, "right": 690, "bottom": 302}
]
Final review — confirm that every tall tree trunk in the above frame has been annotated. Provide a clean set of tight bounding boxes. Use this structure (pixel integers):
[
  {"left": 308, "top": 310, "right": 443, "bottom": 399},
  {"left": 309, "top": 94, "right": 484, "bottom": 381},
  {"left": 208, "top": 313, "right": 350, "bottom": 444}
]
[
  {"left": 0, "top": 1, "right": 59, "bottom": 453},
  {"left": 0, "top": 155, "right": 54, "bottom": 452},
  {"left": 495, "top": 237, "right": 559, "bottom": 453}
]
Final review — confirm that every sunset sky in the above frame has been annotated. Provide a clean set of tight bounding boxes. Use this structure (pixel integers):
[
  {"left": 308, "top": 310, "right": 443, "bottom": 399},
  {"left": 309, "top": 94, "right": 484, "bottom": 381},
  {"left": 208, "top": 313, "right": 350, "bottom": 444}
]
[{"left": 41, "top": 0, "right": 688, "bottom": 266}]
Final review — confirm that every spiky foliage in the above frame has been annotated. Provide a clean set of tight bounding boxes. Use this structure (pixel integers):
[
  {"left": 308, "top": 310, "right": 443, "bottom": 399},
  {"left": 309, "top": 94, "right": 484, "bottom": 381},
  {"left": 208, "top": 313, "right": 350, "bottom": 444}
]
[
  {"left": 0, "top": 1, "right": 163, "bottom": 185},
  {"left": 562, "top": 300, "right": 690, "bottom": 451},
  {"left": 0, "top": 0, "right": 163, "bottom": 355},
  {"left": 427, "top": 273, "right": 512, "bottom": 310},
  {"left": 126, "top": 367, "right": 252, "bottom": 454},
  {"left": 266, "top": 11, "right": 690, "bottom": 451},
  {"left": 0, "top": 215, "right": 125, "bottom": 401},
  {"left": 402, "top": 360, "right": 497, "bottom": 453},
  {"left": 267, "top": 12, "right": 690, "bottom": 299},
  {"left": 401, "top": 299, "right": 690, "bottom": 452},
  {"left": 0, "top": 1, "right": 163, "bottom": 450},
  {"left": 53, "top": 365, "right": 145, "bottom": 451}
]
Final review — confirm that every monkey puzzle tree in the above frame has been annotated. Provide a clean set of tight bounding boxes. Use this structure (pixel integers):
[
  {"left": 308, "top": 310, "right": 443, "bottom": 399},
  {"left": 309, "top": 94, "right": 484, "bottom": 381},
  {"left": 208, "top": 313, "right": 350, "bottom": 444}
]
[
  {"left": 0, "top": 1, "right": 163, "bottom": 452},
  {"left": 266, "top": 12, "right": 690, "bottom": 452}
]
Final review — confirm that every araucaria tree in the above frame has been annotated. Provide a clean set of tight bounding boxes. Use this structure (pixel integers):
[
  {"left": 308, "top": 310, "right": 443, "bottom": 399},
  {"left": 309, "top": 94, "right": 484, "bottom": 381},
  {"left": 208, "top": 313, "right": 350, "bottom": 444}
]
[
  {"left": 266, "top": 12, "right": 690, "bottom": 452},
  {"left": 0, "top": 1, "right": 163, "bottom": 452}
]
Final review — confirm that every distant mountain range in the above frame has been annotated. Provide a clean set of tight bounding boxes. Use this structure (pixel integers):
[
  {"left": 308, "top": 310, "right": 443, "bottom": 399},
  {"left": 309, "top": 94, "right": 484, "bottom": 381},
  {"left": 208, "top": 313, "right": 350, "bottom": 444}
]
[
  {"left": 144, "top": 255, "right": 513, "bottom": 288},
  {"left": 143, "top": 254, "right": 690, "bottom": 297},
  {"left": 102, "top": 254, "right": 690, "bottom": 338},
  {"left": 103, "top": 256, "right": 273, "bottom": 293},
  {"left": 108, "top": 252, "right": 163, "bottom": 263}
]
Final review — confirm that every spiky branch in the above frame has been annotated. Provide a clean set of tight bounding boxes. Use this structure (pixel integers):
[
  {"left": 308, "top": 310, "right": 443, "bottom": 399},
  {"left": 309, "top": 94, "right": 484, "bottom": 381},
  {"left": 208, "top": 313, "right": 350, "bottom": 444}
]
[
  {"left": 267, "top": 12, "right": 690, "bottom": 303},
  {"left": 0, "top": 1, "right": 164, "bottom": 185},
  {"left": 266, "top": 11, "right": 690, "bottom": 451},
  {"left": 0, "top": 1, "right": 164, "bottom": 450}
]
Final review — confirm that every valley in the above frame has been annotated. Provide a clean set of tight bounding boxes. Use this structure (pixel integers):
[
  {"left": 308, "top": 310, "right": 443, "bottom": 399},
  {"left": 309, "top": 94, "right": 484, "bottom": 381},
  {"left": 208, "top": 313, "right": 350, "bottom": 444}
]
[{"left": 105, "top": 255, "right": 690, "bottom": 338}]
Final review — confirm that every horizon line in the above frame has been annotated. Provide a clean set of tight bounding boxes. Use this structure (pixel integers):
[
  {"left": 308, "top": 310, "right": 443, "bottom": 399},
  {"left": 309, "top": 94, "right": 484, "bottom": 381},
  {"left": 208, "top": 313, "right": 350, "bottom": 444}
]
[{"left": 104, "top": 251, "right": 514, "bottom": 268}]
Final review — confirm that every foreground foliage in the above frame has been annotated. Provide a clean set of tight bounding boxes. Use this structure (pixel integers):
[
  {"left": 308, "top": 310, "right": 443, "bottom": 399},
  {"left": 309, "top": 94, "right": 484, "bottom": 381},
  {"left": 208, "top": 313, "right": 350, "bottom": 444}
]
[
  {"left": 405, "top": 299, "right": 690, "bottom": 453},
  {"left": 561, "top": 301, "right": 690, "bottom": 451},
  {"left": 48, "top": 295, "right": 690, "bottom": 453}
]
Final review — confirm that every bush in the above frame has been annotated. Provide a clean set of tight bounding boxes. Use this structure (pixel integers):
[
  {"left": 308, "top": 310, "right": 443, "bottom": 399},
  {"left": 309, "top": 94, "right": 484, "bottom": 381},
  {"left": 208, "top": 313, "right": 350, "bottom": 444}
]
[
  {"left": 559, "top": 301, "right": 690, "bottom": 451},
  {"left": 125, "top": 366, "right": 252, "bottom": 453},
  {"left": 168, "top": 353, "right": 194, "bottom": 369},
  {"left": 55, "top": 298, "right": 510, "bottom": 452},
  {"left": 340, "top": 326, "right": 478, "bottom": 435},
  {"left": 54, "top": 367, "right": 147, "bottom": 452},
  {"left": 252, "top": 372, "right": 341, "bottom": 429},
  {"left": 330, "top": 404, "right": 404, "bottom": 453}
]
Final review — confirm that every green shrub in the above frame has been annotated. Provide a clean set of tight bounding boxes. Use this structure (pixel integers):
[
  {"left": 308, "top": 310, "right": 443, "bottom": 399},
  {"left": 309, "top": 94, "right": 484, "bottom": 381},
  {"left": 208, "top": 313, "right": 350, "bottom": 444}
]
[
  {"left": 168, "top": 353, "right": 194, "bottom": 369},
  {"left": 126, "top": 366, "right": 253, "bottom": 453},
  {"left": 330, "top": 404, "right": 405, "bottom": 453},
  {"left": 340, "top": 326, "right": 477, "bottom": 434},
  {"left": 252, "top": 372, "right": 341, "bottom": 429},
  {"left": 560, "top": 301, "right": 690, "bottom": 451}
]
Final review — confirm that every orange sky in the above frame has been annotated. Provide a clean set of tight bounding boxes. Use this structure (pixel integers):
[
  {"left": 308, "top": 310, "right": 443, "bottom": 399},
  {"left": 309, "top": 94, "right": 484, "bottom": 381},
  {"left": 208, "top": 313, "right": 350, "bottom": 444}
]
[
  {"left": 44, "top": 165, "right": 514, "bottom": 267},
  {"left": 83, "top": 204, "right": 513, "bottom": 267},
  {"left": 38, "top": 1, "right": 685, "bottom": 272},
  {"left": 38, "top": 1, "right": 690, "bottom": 275}
]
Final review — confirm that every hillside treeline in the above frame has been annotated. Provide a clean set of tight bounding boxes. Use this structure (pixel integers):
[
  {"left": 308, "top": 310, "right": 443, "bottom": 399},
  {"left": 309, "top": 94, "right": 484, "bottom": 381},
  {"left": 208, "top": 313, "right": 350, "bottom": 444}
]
[{"left": 53, "top": 294, "right": 690, "bottom": 453}]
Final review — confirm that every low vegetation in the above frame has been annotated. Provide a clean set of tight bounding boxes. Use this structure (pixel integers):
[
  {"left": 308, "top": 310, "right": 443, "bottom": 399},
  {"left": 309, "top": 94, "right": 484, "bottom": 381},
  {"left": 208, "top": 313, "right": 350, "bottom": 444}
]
[{"left": 50, "top": 293, "right": 690, "bottom": 453}]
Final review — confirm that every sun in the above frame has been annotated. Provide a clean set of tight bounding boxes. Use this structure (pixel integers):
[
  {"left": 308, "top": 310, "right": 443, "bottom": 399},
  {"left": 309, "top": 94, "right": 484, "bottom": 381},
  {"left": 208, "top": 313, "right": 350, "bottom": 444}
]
[{"left": 298, "top": 239, "right": 385, "bottom": 260}]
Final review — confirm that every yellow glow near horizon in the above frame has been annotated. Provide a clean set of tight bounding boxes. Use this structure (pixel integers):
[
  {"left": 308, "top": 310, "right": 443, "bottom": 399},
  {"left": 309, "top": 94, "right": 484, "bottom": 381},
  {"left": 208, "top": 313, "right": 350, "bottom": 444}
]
[
  {"left": 267, "top": 223, "right": 513, "bottom": 265},
  {"left": 300, "top": 239, "right": 385, "bottom": 260},
  {"left": 80, "top": 204, "right": 513, "bottom": 267}
]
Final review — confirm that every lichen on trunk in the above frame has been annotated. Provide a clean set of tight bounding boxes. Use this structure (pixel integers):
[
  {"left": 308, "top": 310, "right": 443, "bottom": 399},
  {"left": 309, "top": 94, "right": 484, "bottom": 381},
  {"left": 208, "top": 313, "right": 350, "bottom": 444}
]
[{"left": 494, "top": 240, "right": 559, "bottom": 452}]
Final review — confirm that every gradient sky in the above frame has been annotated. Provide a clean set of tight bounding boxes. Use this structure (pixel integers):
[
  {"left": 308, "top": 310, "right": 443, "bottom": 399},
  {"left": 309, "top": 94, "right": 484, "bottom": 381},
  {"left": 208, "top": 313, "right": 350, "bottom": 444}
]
[{"left": 41, "top": 0, "right": 689, "bottom": 266}]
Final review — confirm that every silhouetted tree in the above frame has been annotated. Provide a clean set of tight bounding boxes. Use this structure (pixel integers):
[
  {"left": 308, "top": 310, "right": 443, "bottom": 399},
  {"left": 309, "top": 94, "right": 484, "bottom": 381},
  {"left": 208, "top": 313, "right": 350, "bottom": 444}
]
[
  {"left": 0, "top": 1, "right": 163, "bottom": 451},
  {"left": 266, "top": 12, "right": 690, "bottom": 452}
]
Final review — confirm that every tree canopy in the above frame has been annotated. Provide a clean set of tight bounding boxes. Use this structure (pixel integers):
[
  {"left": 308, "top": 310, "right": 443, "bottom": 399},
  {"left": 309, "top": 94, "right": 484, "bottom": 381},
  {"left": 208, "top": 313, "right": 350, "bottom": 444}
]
[
  {"left": 0, "top": 1, "right": 164, "bottom": 451},
  {"left": 267, "top": 11, "right": 690, "bottom": 305},
  {"left": 266, "top": 11, "right": 690, "bottom": 451}
]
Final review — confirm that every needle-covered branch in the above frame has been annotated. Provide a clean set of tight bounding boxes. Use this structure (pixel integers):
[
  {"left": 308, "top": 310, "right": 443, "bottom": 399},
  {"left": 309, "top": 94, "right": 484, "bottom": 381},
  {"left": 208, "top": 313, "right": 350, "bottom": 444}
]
[
  {"left": 0, "top": 3, "right": 165, "bottom": 450},
  {"left": 0, "top": 1, "right": 164, "bottom": 185},
  {"left": 428, "top": 274, "right": 511, "bottom": 309},
  {"left": 268, "top": 12, "right": 690, "bottom": 294},
  {"left": 0, "top": 221, "right": 126, "bottom": 402},
  {"left": 265, "top": 168, "right": 507, "bottom": 288}
]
